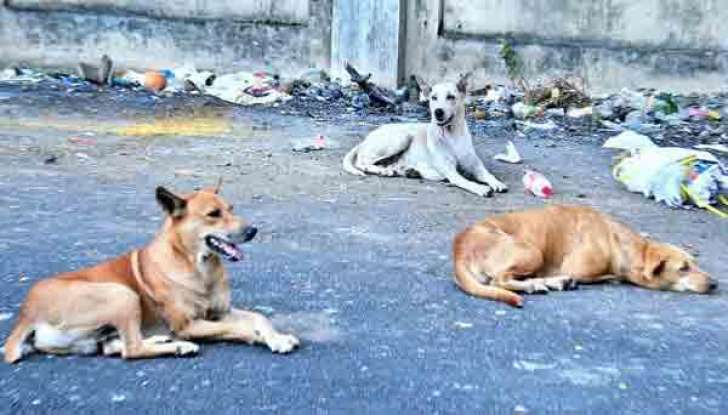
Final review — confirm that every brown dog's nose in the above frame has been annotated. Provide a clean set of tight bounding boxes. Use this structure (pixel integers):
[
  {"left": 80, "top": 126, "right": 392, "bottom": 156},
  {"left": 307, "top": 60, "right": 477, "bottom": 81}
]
[
  {"left": 243, "top": 226, "right": 257, "bottom": 242},
  {"left": 709, "top": 279, "right": 718, "bottom": 292}
]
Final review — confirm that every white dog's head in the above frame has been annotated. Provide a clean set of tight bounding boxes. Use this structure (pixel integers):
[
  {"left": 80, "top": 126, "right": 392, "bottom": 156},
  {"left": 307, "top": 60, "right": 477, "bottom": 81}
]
[{"left": 419, "top": 74, "right": 468, "bottom": 127}]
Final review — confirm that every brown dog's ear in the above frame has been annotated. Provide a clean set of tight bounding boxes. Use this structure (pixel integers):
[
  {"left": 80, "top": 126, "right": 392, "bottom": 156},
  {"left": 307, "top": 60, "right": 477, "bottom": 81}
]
[
  {"left": 643, "top": 245, "right": 667, "bottom": 280},
  {"left": 213, "top": 177, "right": 223, "bottom": 194},
  {"left": 456, "top": 72, "right": 471, "bottom": 94},
  {"left": 156, "top": 186, "right": 187, "bottom": 218}
]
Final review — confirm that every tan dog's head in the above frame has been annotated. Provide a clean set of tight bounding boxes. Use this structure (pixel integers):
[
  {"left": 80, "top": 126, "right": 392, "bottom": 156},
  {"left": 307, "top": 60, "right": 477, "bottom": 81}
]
[
  {"left": 419, "top": 74, "right": 468, "bottom": 127},
  {"left": 155, "top": 183, "right": 256, "bottom": 262},
  {"left": 639, "top": 242, "right": 717, "bottom": 294}
]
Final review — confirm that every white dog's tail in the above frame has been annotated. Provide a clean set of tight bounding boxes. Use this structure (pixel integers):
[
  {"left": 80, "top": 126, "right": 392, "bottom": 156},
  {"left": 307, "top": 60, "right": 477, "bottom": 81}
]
[{"left": 342, "top": 143, "right": 366, "bottom": 176}]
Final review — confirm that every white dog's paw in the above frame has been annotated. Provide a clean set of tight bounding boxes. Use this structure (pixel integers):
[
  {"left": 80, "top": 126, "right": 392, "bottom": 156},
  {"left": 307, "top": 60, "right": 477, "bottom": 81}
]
[
  {"left": 267, "top": 333, "right": 300, "bottom": 354},
  {"left": 174, "top": 341, "right": 200, "bottom": 356},
  {"left": 486, "top": 178, "right": 508, "bottom": 193}
]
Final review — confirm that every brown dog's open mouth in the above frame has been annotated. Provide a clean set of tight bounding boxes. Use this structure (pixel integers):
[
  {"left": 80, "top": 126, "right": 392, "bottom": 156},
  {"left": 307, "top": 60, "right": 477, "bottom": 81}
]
[{"left": 205, "top": 235, "right": 243, "bottom": 262}]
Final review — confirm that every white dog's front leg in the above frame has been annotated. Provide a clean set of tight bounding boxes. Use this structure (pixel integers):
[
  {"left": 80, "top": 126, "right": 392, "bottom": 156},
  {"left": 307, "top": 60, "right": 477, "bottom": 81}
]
[
  {"left": 459, "top": 147, "right": 508, "bottom": 193},
  {"left": 430, "top": 149, "right": 493, "bottom": 197}
]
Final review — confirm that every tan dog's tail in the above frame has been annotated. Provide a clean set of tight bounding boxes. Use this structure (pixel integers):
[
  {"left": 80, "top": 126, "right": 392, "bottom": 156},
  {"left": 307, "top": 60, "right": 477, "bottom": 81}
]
[
  {"left": 453, "top": 233, "right": 523, "bottom": 307},
  {"left": 3, "top": 314, "right": 33, "bottom": 364},
  {"left": 342, "top": 143, "right": 366, "bottom": 176},
  {"left": 453, "top": 260, "right": 523, "bottom": 307}
]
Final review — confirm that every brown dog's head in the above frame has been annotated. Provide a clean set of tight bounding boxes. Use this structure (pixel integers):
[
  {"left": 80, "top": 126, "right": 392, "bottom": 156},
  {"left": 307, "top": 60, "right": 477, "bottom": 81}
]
[
  {"left": 155, "top": 183, "right": 256, "bottom": 262},
  {"left": 419, "top": 74, "right": 468, "bottom": 127},
  {"left": 639, "top": 242, "right": 717, "bottom": 294}
]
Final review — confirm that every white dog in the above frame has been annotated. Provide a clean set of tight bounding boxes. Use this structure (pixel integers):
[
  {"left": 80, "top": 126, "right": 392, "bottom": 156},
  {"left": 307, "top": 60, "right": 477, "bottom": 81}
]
[{"left": 342, "top": 76, "right": 507, "bottom": 197}]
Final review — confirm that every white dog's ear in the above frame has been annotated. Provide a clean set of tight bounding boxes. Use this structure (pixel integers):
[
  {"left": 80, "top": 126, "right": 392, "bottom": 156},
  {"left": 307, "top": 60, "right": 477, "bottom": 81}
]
[
  {"left": 456, "top": 72, "right": 471, "bottom": 94},
  {"left": 416, "top": 75, "right": 431, "bottom": 101}
]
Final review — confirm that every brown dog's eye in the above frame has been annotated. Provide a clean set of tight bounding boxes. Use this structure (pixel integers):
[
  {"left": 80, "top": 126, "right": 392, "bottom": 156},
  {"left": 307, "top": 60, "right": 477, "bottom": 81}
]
[
  {"left": 680, "top": 263, "right": 690, "bottom": 272},
  {"left": 207, "top": 209, "right": 222, "bottom": 218},
  {"left": 228, "top": 205, "right": 234, "bottom": 212}
]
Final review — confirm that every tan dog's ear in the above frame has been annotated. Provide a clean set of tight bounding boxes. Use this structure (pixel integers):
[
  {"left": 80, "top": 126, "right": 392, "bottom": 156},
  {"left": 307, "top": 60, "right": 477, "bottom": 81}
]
[
  {"left": 456, "top": 72, "right": 471, "bottom": 94},
  {"left": 156, "top": 186, "right": 187, "bottom": 218},
  {"left": 416, "top": 76, "right": 431, "bottom": 101},
  {"left": 643, "top": 245, "right": 667, "bottom": 280},
  {"left": 213, "top": 177, "right": 223, "bottom": 194}
]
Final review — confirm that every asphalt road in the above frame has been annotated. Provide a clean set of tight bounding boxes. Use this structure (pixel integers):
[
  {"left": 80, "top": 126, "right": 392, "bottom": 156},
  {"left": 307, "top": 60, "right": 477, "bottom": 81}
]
[{"left": 0, "top": 83, "right": 727, "bottom": 414}]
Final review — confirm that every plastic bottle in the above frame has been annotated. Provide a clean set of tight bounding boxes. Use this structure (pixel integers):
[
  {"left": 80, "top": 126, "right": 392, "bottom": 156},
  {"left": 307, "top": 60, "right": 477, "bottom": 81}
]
[{"left": 522, "top": 170, "right": 554, "bottom": 198}]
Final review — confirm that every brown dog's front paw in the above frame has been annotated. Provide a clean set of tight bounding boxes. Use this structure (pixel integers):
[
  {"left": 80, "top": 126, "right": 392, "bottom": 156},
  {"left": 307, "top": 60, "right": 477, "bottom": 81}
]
[
  {"left": 267, "top": 333, "right": 300, "bottom": 354},
  {"left": 174, "top": 341, "right": 200, "bottom": 357}
]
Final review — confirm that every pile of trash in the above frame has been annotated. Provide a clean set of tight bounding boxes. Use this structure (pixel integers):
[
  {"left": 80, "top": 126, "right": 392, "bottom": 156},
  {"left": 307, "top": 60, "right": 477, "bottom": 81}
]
[
  {"left": 1, "top": 56, "right": 412, "bottom": 113},
  {"left": 604, "top": 131, "right": 727, "bottom": 217}
]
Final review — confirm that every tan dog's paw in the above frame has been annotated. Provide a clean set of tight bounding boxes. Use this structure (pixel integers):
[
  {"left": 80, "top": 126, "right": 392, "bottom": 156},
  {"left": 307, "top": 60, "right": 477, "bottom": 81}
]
[
  {"left": 545, "top": 276, "right": 579, "bottom": 291},
  {"left": 527, "top": 281, "right": 550, "bottom": 294},
  {"left": 267, "top": 333, "right": 300, "bottom": 354},
  {"left": 174, "top": 341, "right": 200, "bottom": 356}
]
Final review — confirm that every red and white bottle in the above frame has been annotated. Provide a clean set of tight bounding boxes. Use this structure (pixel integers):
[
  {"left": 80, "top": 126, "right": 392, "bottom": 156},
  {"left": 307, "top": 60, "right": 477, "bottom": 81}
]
[{"left": 522, "top": 170, "right": 554, "bottom": 198}]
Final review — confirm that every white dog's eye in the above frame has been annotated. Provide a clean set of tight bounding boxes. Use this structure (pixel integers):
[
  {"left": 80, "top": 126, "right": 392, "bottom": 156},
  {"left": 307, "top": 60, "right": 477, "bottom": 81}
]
[
  {"left": 431, "top": 95, "right": 437, "bottom": 101},
  {"left": 446, "top": 94, "right": 455, "bottom": 100}
]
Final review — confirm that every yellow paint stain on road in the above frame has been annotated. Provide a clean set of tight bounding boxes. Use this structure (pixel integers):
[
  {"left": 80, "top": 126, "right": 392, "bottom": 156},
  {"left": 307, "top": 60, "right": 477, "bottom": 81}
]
[
  {"left": 0, "top": 115, "right": 232, "bottom": 138},
  {"left": 116, "top": 117, "right": 231, "bottom": 137}
]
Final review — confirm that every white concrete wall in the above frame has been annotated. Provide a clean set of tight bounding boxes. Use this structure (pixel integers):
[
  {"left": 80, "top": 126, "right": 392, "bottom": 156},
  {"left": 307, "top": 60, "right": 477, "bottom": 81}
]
[
  {"left": 405, "top": 0, "right": 728, "bottom": 93},
  {"left": 330, "top": 0, "right": 404, "bottom": 88}
]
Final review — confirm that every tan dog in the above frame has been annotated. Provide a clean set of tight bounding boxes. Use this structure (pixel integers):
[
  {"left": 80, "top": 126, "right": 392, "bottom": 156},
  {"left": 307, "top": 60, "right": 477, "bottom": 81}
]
[
  {"left": 342, "top": 76, "right": 507, "bottom": 197},
  {"left": 3, "top": 185, "right": 299, "bottom": 364},
  {"left": 453, "top": 205, "right": 717, "bottom": 307}
]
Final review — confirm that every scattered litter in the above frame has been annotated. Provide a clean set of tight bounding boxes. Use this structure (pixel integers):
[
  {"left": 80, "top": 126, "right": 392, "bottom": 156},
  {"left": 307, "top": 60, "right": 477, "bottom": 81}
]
[
  {"left": 517, "top": 119, "right": 557, "bottom": 132},
  {"left": 523, "top": 170, "right": 554, "bottom": 198},
  {"left": 608, "top": 144, "right": 727, "bottom": 215},
  {"left": 453, "top": 321, "right": 473, "bottom": 329},
  {"left": 43, "top": 155, "right": 58, "bottom": 164},
  {"left": 494, "top": 140, "right": 523, "bottom": 164},
  {"left": 0, "top": 312, "right": 13, "bottom": 321},
  {"left": 618, "top": 382, "right": 628, "bottom": 390},
  {"left": 143, "top": 71, "right": 167, "bottom": 93},
  {"left": 78, "top": 55, "right": 114, "bottom": 85},
  {"left": 603, "top": 131, "right": 658, "bottom": 153},
  {"left": 514, "top": 404, "right": 529, "bottom": 415},
  {"left": 695, "top": 144, "right": 728, "bottom": 154},
  {"left": 0, "top": 67, "right": 47, "bottom": 83},
  {"left": 345, "top": 62, "right": 398, "bottom": 107},
  {"left": 513, "top": 359, "right": 557, "bottom": 371},
  {"left": 206, "top": 71, "right": 290, "bottom": 106},
  {"left": 688, "top": 107, "right": 721, "bottom": 121},
  {"left": 292, "top": 134, "right": 327, "bottom": 153},
  {"left": 67, "top": 136, "right": 96, "bottom": 145},
  {"left": 512, "top": 102, "right": 541, "bottom": 119},
  {"left": 174, "top": 169, "right": 202, "bottom": 178},
  {"left": 111, "top": 393, "right": 127, "bottom": 403},
  {"left": 567, "top": 106, "right": 593, "bottom": 119}
]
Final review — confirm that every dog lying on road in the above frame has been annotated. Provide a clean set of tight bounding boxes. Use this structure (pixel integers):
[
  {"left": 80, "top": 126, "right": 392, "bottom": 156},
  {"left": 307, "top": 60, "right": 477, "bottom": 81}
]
[
  {"left": 453, "top": 205, "right": 717, "bottom": 307},
  {"left": 3, "top": 184, "right": 299, "bottom": 363},
  {"left": 342, "top": 76, "right": 507, "bottom": 197}
]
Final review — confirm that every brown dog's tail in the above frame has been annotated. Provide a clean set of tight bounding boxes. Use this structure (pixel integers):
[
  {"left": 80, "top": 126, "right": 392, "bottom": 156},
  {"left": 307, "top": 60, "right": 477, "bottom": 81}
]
[
  {"left": 3, "top": 314, "right": 33, "bottom": 364},
  {"left": 453, "top": 260, "right": 523, "bottom": 307},
  {"left": 453, "top": 233, "right": 523, "bottom": 308}
]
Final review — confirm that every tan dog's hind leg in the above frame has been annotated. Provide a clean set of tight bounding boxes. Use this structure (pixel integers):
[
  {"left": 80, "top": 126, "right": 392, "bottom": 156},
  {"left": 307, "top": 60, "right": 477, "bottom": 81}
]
[
  {"left": 453, "top": 227, "right": 527, "bottom": 307},
  {"left": 3, "top": 315, "right": 34, "bottom": 364},
  {"left": 176, "top": 308, "right": 299, "bottom": 354}
]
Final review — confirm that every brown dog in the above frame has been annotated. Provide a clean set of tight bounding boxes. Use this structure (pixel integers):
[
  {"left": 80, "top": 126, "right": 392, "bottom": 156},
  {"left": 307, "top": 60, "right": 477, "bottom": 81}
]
[
  {"left": 453, "top": 205, "right": 717, "bottom": 307},
  {"left": 3, "top": 185, "right": 299, "bottom": 363}
]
